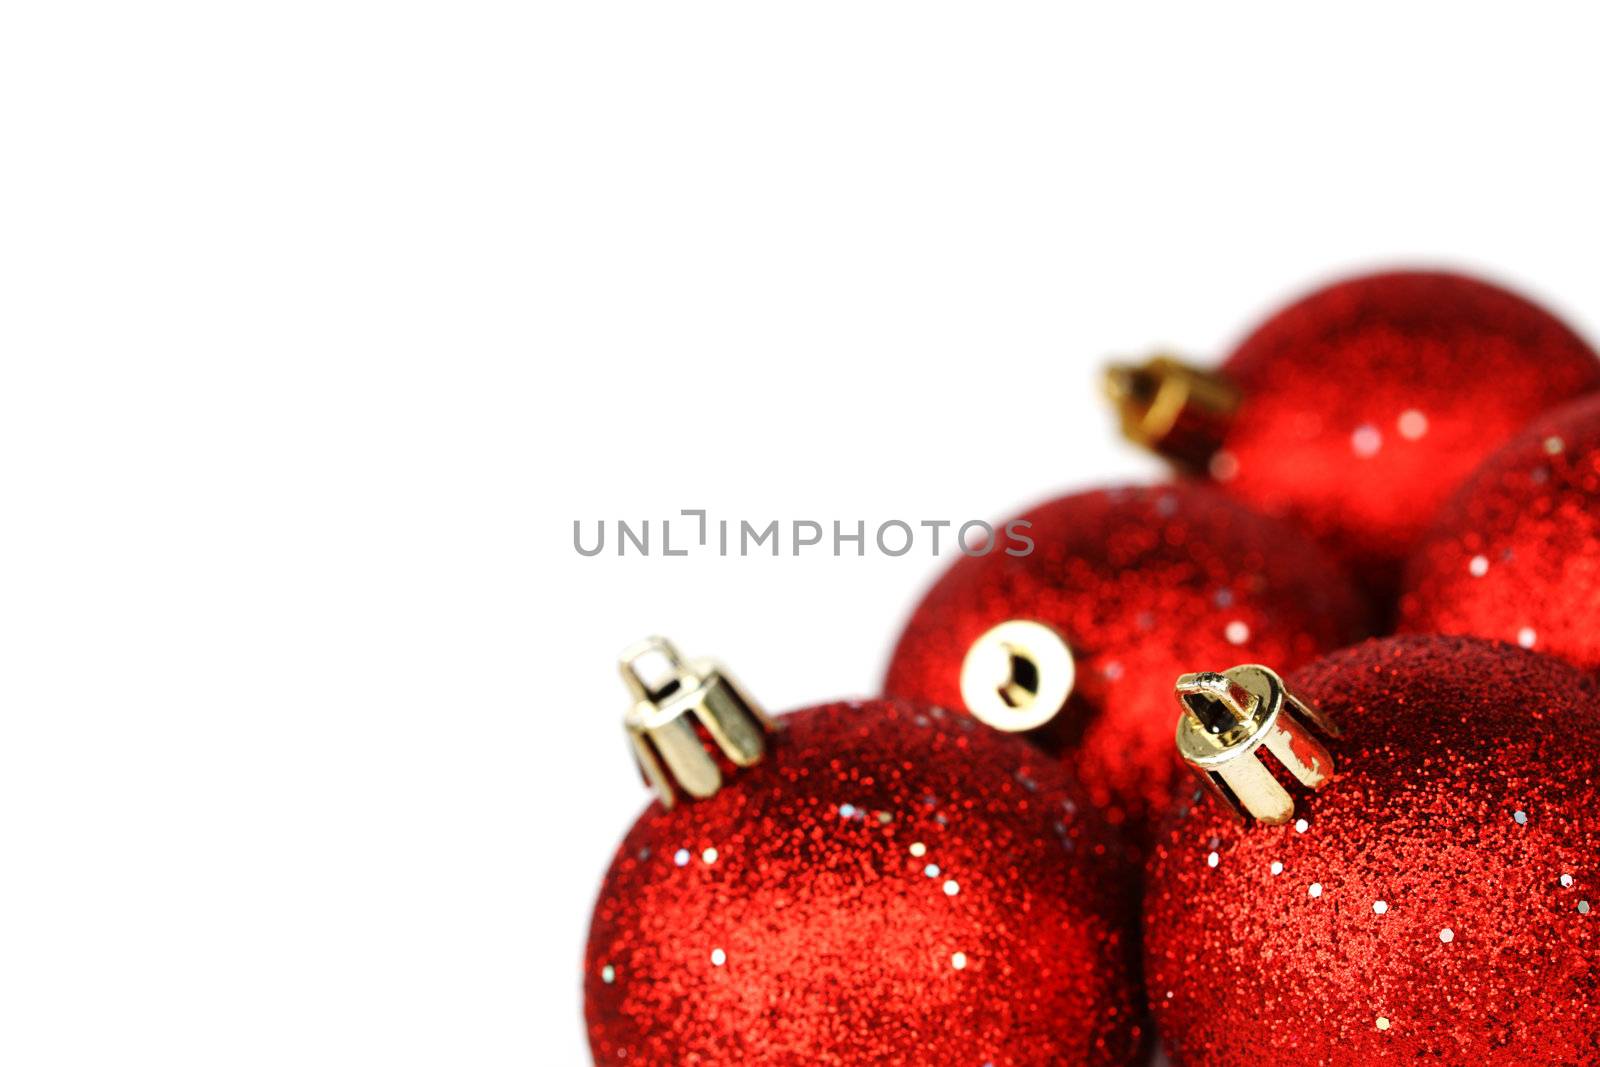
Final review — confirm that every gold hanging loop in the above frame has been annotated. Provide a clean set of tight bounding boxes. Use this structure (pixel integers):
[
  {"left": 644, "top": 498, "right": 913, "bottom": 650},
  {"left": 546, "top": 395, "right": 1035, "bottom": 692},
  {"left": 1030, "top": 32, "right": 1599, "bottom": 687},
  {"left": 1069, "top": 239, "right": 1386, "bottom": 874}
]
[
  {"left": 619, "top": 636, "right": 773, "bottom": 808},
  {"left": 1174, "top": 663, "right": 1339, "bottom": 825}
]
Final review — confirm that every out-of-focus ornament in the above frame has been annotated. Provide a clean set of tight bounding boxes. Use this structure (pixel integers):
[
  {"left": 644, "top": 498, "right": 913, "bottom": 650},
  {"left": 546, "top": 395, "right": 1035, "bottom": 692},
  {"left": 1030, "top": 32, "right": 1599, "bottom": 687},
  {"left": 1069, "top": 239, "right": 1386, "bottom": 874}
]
[
  {"left": 586, "top": 637, "right": 1143, "bottom": 1066},
  {"left": 883, "top": 484, "right": 1369, "bottom": 842},
  {"left": 1145, "top": 635, "right": 1600, "bottom": 1065},
  {"left": 1399, "top": 393, "right": 1600, "bottom": 673},
  {"left": 1107, "top": 270, "right": 1600, "bottom": 593}
]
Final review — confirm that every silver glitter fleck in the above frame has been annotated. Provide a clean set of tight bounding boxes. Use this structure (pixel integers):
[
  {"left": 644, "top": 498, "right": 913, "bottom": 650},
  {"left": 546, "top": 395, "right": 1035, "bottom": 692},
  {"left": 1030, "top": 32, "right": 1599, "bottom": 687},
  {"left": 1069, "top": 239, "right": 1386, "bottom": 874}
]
[
  {"left": 924, "top": 863, "right": 941, "bottom": 878},
  {"left": 1580, "top": 901, "right": 1592, "bottom": 915},
  {"left": 1376, "top": 1016, "right": 1391, "bottom": 1032},
  {"left": 943, "top": 879, "right": 960, "bottom": 896},
  {"left": 701, "top": 847, "right": 718, "bottom": 865},
  {"left": 909, "top": 842, "right": 927, "bottom": 858},
  {"left": 1439, "top": 927, "right": 1454, "bottom": 943},
  {"left": 951, "top": 951, "right": 968, "bottom": 970},
  {"left": 1295, "top": 818, "right": 1309, "bottom": 834},
  {"left": 1469, "top": 554, "right": 1490, "bottom": 577},
  {"left": 1561, "top": 874, "right": 1575, "bottom": 888},
  {"left": 601, "top": 965, "right": 615, "bottom": 984},
  {"left": 1517, "top": 627, "right": 1537, "bottom": 649},
  {"left": 1207, "top": 851, "right": 1220, "bottom": 868},
  {"left": 1309, "top": 882, "right": 1323, "bottom": 898},
  {"left": 1373, "top": 900, "right": 1388, "bottom": 915},
  {"left": 1514, "top": 810, "right": 1528, "bottom": 826},
  {"left": 1270, "top": 861, "right": 1284, "bottom": 876},
  {"left": 673, "top": 848, "right": 690, "bottom": 867},
  {"left": 710, "top": 948, "right": 726, "bottom": 966}
]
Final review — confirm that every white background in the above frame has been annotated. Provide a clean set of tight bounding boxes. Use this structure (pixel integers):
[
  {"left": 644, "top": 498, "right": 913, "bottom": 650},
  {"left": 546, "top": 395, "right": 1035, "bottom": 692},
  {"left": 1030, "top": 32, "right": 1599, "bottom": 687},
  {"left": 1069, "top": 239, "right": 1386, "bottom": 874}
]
[{"left": 4, "top": 3, "right": 1599, "bottom": 1063}]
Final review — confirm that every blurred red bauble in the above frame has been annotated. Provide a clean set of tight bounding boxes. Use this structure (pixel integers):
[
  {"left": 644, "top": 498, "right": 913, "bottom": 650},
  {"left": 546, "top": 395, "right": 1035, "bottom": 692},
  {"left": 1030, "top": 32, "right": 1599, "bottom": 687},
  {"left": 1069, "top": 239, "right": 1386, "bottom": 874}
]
[
  {"left": 1108, "top": 271, "right": 1600, "bottom": 593},
  {"left": 1145, "top": 635, "right": 1600, "bottom": 1066},
  {"left": 882, "top": 484, "right": 1368, "bottom": 842},
  {"left": 1399, "top": 393, "right": 1600, "bottom": 673},
  {"left": 586, "top": 640, "right": 1142, "bottom": 1067}
]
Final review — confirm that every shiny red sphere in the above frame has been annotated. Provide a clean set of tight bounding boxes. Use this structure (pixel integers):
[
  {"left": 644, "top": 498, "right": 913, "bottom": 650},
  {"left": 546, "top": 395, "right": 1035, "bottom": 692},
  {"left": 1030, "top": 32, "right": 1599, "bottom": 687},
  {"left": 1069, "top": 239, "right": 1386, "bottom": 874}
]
[
  {"left": 1145, "top": 635, "right": 1600, "bottom": 1066},
  {"left": 883, "top": 484, "right": 1369, "bottom": 842},
  {"left": 1199, "top": 271, "right": 1599, "bottom": 592},
  {"left": 1399, "top": 393, "right": 1600, "bottom": 673},
  {"left": 584, "top": 699, "right": 1143, "bottom": 1066}
]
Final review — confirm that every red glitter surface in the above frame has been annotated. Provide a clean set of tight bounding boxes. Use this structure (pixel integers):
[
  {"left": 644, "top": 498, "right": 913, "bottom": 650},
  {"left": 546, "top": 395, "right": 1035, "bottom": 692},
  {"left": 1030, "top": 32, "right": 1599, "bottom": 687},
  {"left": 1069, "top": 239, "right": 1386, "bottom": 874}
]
[
  {"left": 1144, "top": 635, "right": 1600, "bottom": 1066},
  {"left": 1191, "top": 271, "right": 1600, "bottom": 594},
  {"left": 584, "top": 700, "right": 1142, "bottom": 1066},
  {"left": 1399, "top": 393, "right": 1600, "bottom": 673},
  {"left": 883, "top": 484, "right": 1369, "bottom": 843}
]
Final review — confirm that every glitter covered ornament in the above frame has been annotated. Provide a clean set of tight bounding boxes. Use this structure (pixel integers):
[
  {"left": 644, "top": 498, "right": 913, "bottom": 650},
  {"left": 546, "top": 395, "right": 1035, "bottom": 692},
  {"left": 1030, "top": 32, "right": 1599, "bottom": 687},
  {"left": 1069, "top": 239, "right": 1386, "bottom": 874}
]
[
  {"left": 585, "top": 638, "right": 1143, "bottom": 1067},
  {"left": 1145, "top": 635, "right": 1600, "bottom": 1066},
  {"left": 882, "top": 484, "right": 1369, "bottom": 841},
  {"left": 1108, "top": 271, "right": 1600, "bottom": 592},
  {"left": 1399, "top": 393, "right": 1600, "bottom": 673}
]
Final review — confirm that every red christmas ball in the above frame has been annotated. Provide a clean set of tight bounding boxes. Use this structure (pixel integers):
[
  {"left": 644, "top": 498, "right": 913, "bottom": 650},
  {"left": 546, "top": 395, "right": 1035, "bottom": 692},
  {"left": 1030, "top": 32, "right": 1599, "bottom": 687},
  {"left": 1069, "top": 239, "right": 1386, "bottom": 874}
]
[
  {"left": 586, "top": 644, "right": 1143, "bottom": 1067},
  {"left": 1399, "top": 393, "right": 1600, "bottom": 673},
  {"left": 882, "top": 484, "right": 1369, "bottom": 842},
  {"left": 1109, "top": 271, "right": 1600, "bottom": 593},
  {"left": 1145, "top": 635, "right": 1600, "bottom": 1066}
]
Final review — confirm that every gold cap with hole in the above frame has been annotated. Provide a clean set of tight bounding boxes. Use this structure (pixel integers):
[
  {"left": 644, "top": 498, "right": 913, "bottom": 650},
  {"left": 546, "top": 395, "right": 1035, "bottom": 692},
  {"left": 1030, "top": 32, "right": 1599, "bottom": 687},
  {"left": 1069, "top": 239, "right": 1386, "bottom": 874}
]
[
  {"left": 1173, "top": 663, "right": 1339, "bottom": 825},
  {"left": 959, "top": 619, "right": 1076, "bottom": 733},
  {"left": 1103, "top": 353, "right": 1240, "bottom": 467}
]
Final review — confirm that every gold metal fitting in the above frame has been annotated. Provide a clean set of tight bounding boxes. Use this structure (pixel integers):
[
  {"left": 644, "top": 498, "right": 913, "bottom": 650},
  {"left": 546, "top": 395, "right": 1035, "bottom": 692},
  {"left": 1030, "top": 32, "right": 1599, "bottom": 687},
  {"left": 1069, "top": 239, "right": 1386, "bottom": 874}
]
[
  {"left": 959, "top": 620, "right": 1076, "bottom": 733},
  {"left": 1103, "top": 354, "right": 1240, "bottom": 464},
  {"left": 620, "top": 636, "right": 774, "bottom": 808},
  {"left": 1174, "top": 664, "right": 1339, "bottom": 825}
]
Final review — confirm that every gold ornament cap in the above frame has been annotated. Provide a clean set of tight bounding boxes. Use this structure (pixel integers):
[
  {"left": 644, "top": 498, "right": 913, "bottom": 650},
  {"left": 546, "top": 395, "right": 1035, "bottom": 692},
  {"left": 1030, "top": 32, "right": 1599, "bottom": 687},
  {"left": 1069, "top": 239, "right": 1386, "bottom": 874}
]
[
  {"left": 1174, "top": 663, "right": 1339, "bottom": 825},
  {"left": 959, "top": 619, "right": 1076, "bottom": 733},
  {"left": 619, "top": 636, "right": 774, "bottom": 808},
  {"left": 1103, "top": 353, "right": 1240, "bottom": 468}
]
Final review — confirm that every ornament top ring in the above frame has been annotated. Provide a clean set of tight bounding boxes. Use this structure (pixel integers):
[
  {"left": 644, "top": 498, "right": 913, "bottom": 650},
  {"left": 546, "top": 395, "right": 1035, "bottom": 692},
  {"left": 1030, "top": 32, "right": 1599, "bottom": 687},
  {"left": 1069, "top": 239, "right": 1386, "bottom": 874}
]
[
  {"left": 619, "top": 636, "right": 773, "bottom": 807},
  {"left": 1174, "top": 663, "right": 1339, "bottom": 825},
  {"left": 1103, "top": 354, "right": 1240, "bottom": 467},
  {"left": 958, "top": 619, "right": 1076, "bottom": 733}
]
